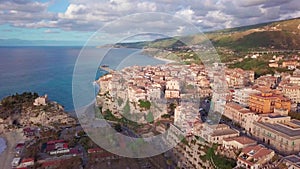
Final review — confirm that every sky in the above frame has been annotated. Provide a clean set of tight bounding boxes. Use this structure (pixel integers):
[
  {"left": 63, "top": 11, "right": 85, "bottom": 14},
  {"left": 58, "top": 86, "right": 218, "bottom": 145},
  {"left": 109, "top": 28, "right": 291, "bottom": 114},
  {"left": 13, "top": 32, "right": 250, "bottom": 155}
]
[{"left": 0, "top": 0, "right": 299, "bottom": 45}]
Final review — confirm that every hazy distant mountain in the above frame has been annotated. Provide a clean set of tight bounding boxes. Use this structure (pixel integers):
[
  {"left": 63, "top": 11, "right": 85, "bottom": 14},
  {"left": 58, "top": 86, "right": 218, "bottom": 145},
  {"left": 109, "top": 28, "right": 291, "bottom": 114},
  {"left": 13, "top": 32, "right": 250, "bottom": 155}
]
[{"left": 0, "top": 39, "right": 85, "bottom": 46}]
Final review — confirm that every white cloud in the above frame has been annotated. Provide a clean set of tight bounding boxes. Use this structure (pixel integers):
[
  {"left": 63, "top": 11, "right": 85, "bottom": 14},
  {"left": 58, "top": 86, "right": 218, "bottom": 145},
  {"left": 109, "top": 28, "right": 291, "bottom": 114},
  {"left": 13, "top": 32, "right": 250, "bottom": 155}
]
[
  {"left": 175, "top": 8, "right": 195, "bottom": 22},
  {"left": 0, "top": 0, "right": 298, "bottom": 34}
]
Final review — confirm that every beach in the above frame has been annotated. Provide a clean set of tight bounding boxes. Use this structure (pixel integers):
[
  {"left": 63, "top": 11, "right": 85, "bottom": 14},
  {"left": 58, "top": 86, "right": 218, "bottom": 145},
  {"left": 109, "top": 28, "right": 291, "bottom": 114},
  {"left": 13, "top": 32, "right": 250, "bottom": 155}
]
[
  {"left": 153, "top": 56, "right": 176, "bottom": 64},
  {"left": 0, "top": 129, "right": 24, "bottom": 169}
]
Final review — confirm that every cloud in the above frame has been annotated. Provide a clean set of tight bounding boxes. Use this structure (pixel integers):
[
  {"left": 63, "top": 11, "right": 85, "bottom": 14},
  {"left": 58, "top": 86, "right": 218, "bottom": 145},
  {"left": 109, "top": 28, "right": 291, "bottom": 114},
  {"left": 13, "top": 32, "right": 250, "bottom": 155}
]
[
  {"left": 44, "top": 29, "right": 60, "bottom": 33},
  {"left": 0, "top": 0, "right": 298, "bottom": 35}
]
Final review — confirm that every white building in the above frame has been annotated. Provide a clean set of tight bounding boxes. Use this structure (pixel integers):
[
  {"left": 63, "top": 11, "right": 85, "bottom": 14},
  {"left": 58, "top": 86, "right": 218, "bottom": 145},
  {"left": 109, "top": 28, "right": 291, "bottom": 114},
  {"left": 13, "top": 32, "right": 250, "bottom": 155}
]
[
  {"left": 201, "top": 123, "right": 240, "bottom": 144},
  {"left": 33, "top": 95, "right": 48, "bottom": 106},
  {"left": 165, "top": 80, "right": 180, "bottom": 99},
  {"left": 174, "top": 103, "right": 200, "bottom": 135},
  {"left": 233, "top": 88, "right": 261, "bottom": 107},
  {"left": 282, "top": 85, "right": 300, "bottom": 103}
]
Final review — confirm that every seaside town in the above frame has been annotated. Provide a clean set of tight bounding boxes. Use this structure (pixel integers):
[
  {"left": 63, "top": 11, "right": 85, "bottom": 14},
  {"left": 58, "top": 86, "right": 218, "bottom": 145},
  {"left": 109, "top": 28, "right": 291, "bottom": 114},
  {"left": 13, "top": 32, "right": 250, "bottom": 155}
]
[
  {"left": 0, "top": 0, "right": 299, "bottom": 168},
  {"left": 96, "top": 50, "right": 300, "bottom": 169},
  {"left": 1, "top": 50, "right": 300, "bottom": 168},
  {"left": 0, "top": 16, "right": 298, "bottom": 169}
]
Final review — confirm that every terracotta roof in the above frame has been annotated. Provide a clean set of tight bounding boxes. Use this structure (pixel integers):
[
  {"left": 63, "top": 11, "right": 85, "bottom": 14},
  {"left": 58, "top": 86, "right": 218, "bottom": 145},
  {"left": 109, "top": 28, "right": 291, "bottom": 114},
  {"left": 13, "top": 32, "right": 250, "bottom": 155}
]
[
  {"left": 242, "top": 144, "right": 273, "bottom": 159},
  {"left": 224, "top": 136, "right": 256, "bottom": 145},
  {"left": 226, "top": 102, "right": 245, "bottom": 110},
  {"left": 21, "top": 158, "right": 34, "bottom": 163},
  {"left": 47, "top": 140, "right": 65, "bottom": 145},
  {"left": 211, "top": 128, "right": 239, "bottom": 137}
]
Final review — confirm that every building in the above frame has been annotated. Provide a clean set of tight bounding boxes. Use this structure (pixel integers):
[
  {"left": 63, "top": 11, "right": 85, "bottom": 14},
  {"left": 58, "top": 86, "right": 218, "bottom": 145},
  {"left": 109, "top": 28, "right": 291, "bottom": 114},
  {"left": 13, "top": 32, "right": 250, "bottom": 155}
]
[
  {"left": 269, "top": 62, "right": 279, "bottom": 68},
  {"left": 88, "top": 147, "right": 118, "bottom": 160},
  {"left": 11, "top": 157, "right": 21, "bottom": 168},
  {"left": 128, "top": 86, "right": 146, "bottom": 102},
  {"left": 223, "top": 102, "right": 258, "bottom": 133},
  {"left": 283, "top": 85, "right": 300, "bottom": 103},
  {"left": 225, "top": 68, "right": 254, "bottom": 88},
  {"left": 174, "top": 104, "right": 200, "bottom": 135},
  {"left": 253, "top": 119, "right": 300, "bottom": 155},
  {"left": 283, "top": 61, "right": 298, "bottom": 70},
  {"left": 19, "top": 158, "right": 35, "bottom": 168},
  {"left": 283, "top": 155, "right": 300, "bottom": 169},
  {"left": 23, "top": 127, "right": 38, "bottom": 137},
  {"left": 46, "top": 140, "right": 69, "bottom": 155},
  {"left": 249, "top": 91, "right": 291, "bottom": 114},
  {"left": 233, "top": 88, "right": 261, "bottom": 107},
  {"left": 201, "top": 123, "right": 239, "bottom": 144},
  {"left": 33, "top": 94, "right": 48, "bottom": 106},
  {"left": 237, "top": 144, "right": 275, "bottom": 169},
  {"left": 165, "top": 80, "right": 180, "bottom": 99},
  {"left": 255, "top": 75, "right": 278, "bottom": 88},
  {"left": 223, "top": 136, "right": 257, "bottom": 150}
]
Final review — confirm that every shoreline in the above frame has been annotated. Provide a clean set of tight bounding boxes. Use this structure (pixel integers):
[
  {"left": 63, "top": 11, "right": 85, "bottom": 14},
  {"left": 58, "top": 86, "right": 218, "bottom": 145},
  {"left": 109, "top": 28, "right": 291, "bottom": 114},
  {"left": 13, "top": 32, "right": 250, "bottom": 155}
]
[
  {"left": 153, "top": 56, "right": 176, "bottom": 64},
  {"left": 0, "top": 129, "right": 24, "bottom": 169},
  {"left": 0, "top": 137, "right": 6, "bottom": 155}
]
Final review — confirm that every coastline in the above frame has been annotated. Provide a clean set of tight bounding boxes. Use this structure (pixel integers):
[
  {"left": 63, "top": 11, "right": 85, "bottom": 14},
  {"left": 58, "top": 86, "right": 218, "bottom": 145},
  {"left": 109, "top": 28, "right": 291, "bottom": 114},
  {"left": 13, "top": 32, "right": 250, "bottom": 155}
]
[
  {"left": 0, "top": 137, "right": 6, "bottom": 154},
  {"left": 153, "top": 56, "right": 176, "bottom": 64},
  {"left": 0, "top": 129, "right": 24, "bottom": 169}
]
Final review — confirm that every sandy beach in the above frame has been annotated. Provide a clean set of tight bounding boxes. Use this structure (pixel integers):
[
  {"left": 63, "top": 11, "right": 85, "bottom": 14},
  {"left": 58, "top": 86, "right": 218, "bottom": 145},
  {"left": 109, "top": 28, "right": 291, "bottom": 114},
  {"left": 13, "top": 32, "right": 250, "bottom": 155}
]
[
  {"left": 0, "top": 129, "right": 24, "bottom": 169},
  {"left": 153, "top": 56, "right": 176, "bottom": 64}
]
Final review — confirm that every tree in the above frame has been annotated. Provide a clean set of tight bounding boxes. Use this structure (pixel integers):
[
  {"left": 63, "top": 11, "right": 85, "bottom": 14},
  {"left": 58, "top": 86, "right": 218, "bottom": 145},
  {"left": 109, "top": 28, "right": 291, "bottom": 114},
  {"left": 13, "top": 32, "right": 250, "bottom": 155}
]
[
  {"left": 114, "top": 123, "right": 122, "bottom": 132},
  {"left": 138, "top": 100, "right": 151, "bottom": 110}
]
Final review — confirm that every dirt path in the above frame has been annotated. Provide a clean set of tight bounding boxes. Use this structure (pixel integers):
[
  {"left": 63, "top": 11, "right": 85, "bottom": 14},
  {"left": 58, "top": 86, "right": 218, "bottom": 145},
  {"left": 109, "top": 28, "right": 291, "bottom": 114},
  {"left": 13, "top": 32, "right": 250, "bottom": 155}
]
[{"left": 0, "top": 129, "right": 24, "bottom": 169}]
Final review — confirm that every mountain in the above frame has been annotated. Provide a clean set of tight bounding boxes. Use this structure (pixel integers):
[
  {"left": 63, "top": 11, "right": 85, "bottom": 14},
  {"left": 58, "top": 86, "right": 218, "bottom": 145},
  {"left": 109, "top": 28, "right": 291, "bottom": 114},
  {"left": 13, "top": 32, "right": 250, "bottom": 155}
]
[
  {"left": 117, "top": 17, "right": 300, "bottom": 51},
  {"left": 0, "top": 39, "right": 86, "bottom": 46},
  {"left": 209, "top": 18, "right": 300, "bottom": 51}
]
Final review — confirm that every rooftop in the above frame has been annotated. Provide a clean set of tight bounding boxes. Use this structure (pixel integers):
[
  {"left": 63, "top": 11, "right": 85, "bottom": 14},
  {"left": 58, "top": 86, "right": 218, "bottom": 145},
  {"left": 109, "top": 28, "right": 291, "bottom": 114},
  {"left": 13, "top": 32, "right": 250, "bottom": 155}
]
[
  {"left": 242, "top": 144, "right": 273, "bottom": 159},
  {"left": 211, "top": 128, "right": 239, "bottom": 137},
  {"left": 255, "top": 119, "right": 300, "bottom": 138},
  {"left": 284, "top": 155, "right": 300, "bottom": 163},
  {"left": 224, "top": 136, "right": 257, "bottom": 145}
]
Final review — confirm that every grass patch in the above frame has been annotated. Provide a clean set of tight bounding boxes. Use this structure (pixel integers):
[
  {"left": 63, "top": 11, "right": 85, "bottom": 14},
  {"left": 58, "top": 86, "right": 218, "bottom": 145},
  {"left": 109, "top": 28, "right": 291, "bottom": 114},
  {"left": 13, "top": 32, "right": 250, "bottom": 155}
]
[{"left": 138, "top": 100, "right": 151, "bottom": 110}]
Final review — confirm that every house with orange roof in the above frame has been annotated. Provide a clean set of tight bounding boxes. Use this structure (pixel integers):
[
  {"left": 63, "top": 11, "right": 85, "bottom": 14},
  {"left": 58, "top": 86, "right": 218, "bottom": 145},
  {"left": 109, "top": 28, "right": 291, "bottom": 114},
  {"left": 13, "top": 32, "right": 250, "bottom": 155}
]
[
  {"left": 249, "top": 91, "right": 291, "bottom": 114},
  {"left": 237, "top": 144, "right": 275, "bottom": 169},
  {"left": 223, "top": 136, "right": 257, "bottom": 150},
  {"left": 224, "top": 102, "right": 259, "bottom": 133}
]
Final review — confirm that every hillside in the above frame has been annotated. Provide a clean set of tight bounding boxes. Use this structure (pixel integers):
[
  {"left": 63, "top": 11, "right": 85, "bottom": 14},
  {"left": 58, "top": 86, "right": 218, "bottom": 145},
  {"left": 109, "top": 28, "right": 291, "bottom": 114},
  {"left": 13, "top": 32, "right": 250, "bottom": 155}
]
[
  {"left": 116, "top": 17, "right": 300, "bottom": 51},
  {"left": 210, "top": 18, "right": 300, "bottom": 51}
]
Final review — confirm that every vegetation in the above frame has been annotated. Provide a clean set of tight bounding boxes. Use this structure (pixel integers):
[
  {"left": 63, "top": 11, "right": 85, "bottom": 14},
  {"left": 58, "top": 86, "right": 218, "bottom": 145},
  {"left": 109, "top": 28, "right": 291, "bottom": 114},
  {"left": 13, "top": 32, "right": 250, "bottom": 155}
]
[
  {"left": 103, "top": 109, "right": 118, "bottom": 121},
  {"left": 0, "top": 92, "right": 39, "bottom": 119},
  {"left": 114, "top": 123, "right": 122, "bottom": 132},
  {"left": 204, "top": 145, "right": 236, "bottom": 169},
  {"left": 138, "top": 100, "right": 151, "bottom": 110},
  {"left": 145, "top": 112, "right": 154, "bottom": 123},
  {"left": 123, "top": 100, "right": 131, "bottom": 115},
  {"left": 115, "top": 18, "right": 300, "bottom": 68},
  {"left": 168, "top": 102, "right": 177, "bottom": 114},
  {"left": 161, "top": 114, "right": 171, "bottom": 118},
  {"left": 289, "top": 112, "right": 300, "bottom": 120}
]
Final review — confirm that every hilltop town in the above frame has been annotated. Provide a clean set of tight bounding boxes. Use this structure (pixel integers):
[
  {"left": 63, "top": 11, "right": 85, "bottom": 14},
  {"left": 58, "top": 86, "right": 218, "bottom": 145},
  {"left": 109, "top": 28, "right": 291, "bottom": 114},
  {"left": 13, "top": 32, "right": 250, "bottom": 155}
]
[{"left": 96, "top": 49, "right": 300, "bottom": 168}]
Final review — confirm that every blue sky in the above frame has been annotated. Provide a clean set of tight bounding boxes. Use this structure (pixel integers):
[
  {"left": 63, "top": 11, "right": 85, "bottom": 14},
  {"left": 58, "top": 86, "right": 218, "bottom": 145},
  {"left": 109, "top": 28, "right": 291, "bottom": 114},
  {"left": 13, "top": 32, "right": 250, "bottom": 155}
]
[{"left": 0, "top": 0, "right": 299, "bottom": 45}]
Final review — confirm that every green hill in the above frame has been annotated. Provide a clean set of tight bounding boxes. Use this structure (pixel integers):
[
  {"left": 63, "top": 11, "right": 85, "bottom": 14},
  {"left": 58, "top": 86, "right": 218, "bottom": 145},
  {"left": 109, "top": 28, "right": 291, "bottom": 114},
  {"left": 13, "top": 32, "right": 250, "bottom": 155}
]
[
  {"left": 209, "top": 18, "right": 300, "bottom": 51},
  {"left": 116, "top": 17, "right": 300, "bottom": 51}
]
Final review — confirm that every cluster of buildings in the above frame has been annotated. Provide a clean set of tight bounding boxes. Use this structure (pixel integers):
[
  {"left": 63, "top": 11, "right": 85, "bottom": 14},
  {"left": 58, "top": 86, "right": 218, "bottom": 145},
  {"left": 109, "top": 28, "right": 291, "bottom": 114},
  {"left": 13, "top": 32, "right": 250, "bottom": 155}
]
[
  {"left": 219, "top": 68, "right": 300, "bottom": 168},
  {"left": 97, "top": 61, "right": 300, "bottom": 168},
  {"left": 268, "top": 55, "right": 300, "bottom": 70}
]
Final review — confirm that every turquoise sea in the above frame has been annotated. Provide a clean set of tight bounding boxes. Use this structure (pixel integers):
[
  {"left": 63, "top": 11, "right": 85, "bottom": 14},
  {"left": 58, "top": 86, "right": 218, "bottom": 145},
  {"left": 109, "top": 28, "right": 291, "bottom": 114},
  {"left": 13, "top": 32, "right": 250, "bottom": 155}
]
[{"left": 0, "top": 47, "right": 165, "bottom": 112}]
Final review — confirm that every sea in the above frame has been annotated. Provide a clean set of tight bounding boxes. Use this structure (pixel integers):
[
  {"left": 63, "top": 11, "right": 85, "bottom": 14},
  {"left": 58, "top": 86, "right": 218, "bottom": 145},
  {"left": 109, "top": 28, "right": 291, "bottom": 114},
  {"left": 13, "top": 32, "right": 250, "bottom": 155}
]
[
  {"left": 0, "top": 46, "right": 166, "bottom": 154},
  {"left": 0, "top": 137, "right": 5, "bottom": 155}
]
